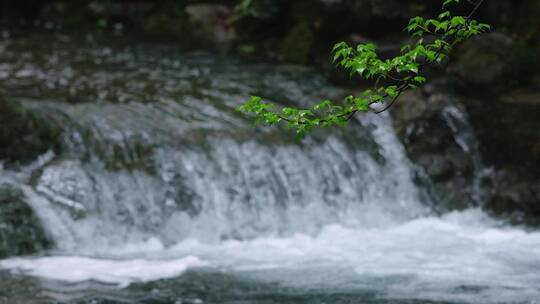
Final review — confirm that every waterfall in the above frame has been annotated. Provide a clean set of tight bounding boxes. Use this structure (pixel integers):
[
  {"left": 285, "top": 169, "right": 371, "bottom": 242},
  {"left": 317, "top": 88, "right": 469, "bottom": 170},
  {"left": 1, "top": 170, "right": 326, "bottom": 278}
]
[
  {"left": 442, "top": 105, "right": 493, "bottom": 205},
  {"left": 7, "top": 108, "right": 430, "bottom": 253},
  {"left": 1, "top": 35, "right": 540, "bottom": 304},
  {"left": 0, "top": 37, "right": 432, "bottom": 252}
]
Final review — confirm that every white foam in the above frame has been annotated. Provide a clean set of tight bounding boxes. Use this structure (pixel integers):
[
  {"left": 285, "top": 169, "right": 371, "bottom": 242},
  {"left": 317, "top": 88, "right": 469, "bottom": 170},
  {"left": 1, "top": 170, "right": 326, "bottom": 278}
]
[
  {"left": 2, "top": 209, "right": 540, "bottom": 302},
  {"left": 0, "top": 255, "right": 207, "bottom": 287}
]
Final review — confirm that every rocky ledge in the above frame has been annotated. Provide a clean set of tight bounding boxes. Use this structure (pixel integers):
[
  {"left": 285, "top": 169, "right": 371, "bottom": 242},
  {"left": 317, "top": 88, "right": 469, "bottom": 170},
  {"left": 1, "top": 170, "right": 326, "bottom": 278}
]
[{"left": 0, "top": 183, "right": 52, "bottom": 258}]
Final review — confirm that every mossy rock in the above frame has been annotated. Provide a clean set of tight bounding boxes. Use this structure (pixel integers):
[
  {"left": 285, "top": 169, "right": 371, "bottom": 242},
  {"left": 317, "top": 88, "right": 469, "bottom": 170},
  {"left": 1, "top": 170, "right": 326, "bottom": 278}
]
[
  {"left": 451, "top": 32, "right": 513, "bottom": 87},
  {"left": 277, "top": 22, "right": 314, "bottom": 64},
  {"left": 0, "top": 184, "right": 52, "bottom": 258},
  {"left": 0, "top": 94, "right": 61, "bottom": 166},
  {"left": 141, "top": 1, "right": 192, "bottom": 40},
  {"left": 143, "top": 13, "right": 189, "bottom": 37}
]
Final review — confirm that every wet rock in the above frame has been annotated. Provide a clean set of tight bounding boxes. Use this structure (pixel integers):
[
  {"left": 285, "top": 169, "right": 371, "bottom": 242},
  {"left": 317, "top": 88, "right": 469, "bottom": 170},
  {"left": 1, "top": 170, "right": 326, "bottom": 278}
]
[
  {"left": 485, "top": 172, "right": 540, "bottom": 225},
  {"left": 0, "top": 184, "right": 52, "bottom": 258},
  {"left": 500, "top": 88, "right": 540, "bottom": 105},
  {"left": 367, "top": 0, "right": 424, "bottom": 19},
  {"left": 465, "top": 90, "right": 540, "bottom": 176},
  {"left": 0, "top": 0, "right": 44, "bottom": 22},
  {"left": 142, "top": 5, "right": 191, "bottom": 39},
  {"left": 0, "top": 94, "right": 61, "bottom": 166},
  {"left": 444, "top": 146, "right": 473, "bottom": 176},
  {"left": 391, "top": 90, "right": 458, "bottom": 154},
  {"left": 185, "top": 4, "right": 236, "bottom": 47},
  {"left": 319, "top": 0, "right": 424, "bottom": 22},
  {"left": 36, "top": 160, "right": 93, "bottom": 218},
  {"left": 277, "top": 22, "right": 315, "bottom": 64},
  {"left": 450, "top": 32, "right": 514, "bottom": 86},
  {"left": 390, "top": 87, "right": 479, "bottom": 210},
  {"left": 416, "top": 155, "right": 454, "bottom": 182},
  {"left": 430, "top": 176, "right": 476, "bottom": 211}
]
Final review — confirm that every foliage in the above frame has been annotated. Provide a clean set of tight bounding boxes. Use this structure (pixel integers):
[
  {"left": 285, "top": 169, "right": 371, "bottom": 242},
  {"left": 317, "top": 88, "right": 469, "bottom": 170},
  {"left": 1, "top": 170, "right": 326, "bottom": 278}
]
[{"left": 238, "top": 0, "right": 490, "bottom": 136}]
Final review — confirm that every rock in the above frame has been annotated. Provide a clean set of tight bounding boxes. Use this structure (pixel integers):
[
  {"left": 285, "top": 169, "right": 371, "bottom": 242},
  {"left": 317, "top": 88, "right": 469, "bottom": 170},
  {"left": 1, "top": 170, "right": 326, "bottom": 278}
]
[
  {"left": 465, "top": 91, "right": 540, "bottom": 175},
  {"left": 450, "top": 32, "right": 514, "bottom": 86},
  {"left": 234, "top": 0, "right": 281, "bottom": 19},
  {"left": 0, "top": 184, "right": 52, "bottom": 258},
  {"left": 367, "top": 0, "right": 422, "bottom": 19},
  {"left": 320, "top": 0, "right": 423, "bottom": 22},
  {"left": 0, "top": 0, "right": 44, "bottom": 21},
  {"left": 416, "top": 155, "right": 454, "bottom": 182},
  {"left": 0, "top": 94, "right": 60, "bottom": 166},
  {"left": 500, "top": 89, "right": 540, "bottom": 105},
  {"left": 430, "top": 176, "right": 475, "bottom": 211},
  {"left": 444, "top": 146, "right": 473, "bottom": 176},
  {"left": 390, "top": 86, "right": 479, "bottom": 210},
  {"left": 391, "top": 90, "right": 459, "bottom": 154},
  {"left": 142, "top": 3, "right": 191, "bottom": 40},
  {"left": 36, "top": 160, "right": 93, "bottom": 219},
  {"left": 185, "top": 4, "right": 236, "bottom": 47},
  {"left": 277, "top": 22, "right": 315, "bottom": 64},
  {"left": 485, "top": 173, "right": 540, "bottom": 225}
]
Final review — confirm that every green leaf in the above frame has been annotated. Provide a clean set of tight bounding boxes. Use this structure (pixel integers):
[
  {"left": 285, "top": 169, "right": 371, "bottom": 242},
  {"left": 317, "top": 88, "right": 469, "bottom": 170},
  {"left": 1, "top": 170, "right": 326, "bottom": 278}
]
[
  {"left": 451, "top": 16, "right": 466, "bottom": 28},
  {"left": 385, "top": 86, "right": 399, "bottom": 98},
  {"left": 413, "top": 76, "right": 427, "bottom": 84},
  {"left": 438, "top": 11, "right": 451, "bottom": 19},
  {"left": 443, "top": 0, "right": 459, "bottom": 8},
  {"left": 237, "top": 0, "right": 490, "bottom": 135}
]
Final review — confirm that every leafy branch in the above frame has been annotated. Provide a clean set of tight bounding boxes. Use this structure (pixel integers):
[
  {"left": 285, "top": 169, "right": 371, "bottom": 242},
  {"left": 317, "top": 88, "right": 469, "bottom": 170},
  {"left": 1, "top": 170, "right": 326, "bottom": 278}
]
[{"left": 238, "top": 0, "right": 490, "bottom": 136}]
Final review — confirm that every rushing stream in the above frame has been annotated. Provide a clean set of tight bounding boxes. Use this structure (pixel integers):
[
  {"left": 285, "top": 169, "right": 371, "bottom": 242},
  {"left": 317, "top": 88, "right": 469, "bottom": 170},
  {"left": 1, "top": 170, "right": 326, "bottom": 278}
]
[{"left": 0, "top": 32, "right": 540, "bottom": 304}]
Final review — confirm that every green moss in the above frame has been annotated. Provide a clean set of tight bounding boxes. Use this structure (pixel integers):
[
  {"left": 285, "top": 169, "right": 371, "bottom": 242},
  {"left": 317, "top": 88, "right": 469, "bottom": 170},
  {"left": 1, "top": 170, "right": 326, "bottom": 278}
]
[
  {"left": 0, "top": 184, "right": 52, "bottom": 258},
  {"left": 142, "top": 5, "right": 190, "bottom": 38},
  {"left": 277, "top": 22, "right": 314, "bottom": 64},
  {"left": 0, "top": 93, "right": 61, "bottom": 166}
]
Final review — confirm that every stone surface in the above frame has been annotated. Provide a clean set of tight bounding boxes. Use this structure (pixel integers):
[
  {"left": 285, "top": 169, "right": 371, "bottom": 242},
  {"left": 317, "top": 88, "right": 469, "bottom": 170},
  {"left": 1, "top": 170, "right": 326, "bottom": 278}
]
[
  {"left": 465, "top": 91, "right": 540, "bottom": 177},
  {"left": 450, "top": 32, "right": 514, "bottom": 86},
  {"left": 0, "top": 94, "right": 60, "bottom": 166},
  {"left": 416, "top": 155, "right": 454, "bottom": 182},
  {"left": 277, "top": 22, "right": 315, "bottom": 64},
  {"left": 390, "top": 86, "right": 480, "bottom": 210},
  {"left": 485, "top": 172, "right": 540, "bottom": 225},
  {"left": 185, "top": 4, "right": 236, "bottom": 47},
  {"left": 0, "top": 184, "right": 52, "bottom": 258}
]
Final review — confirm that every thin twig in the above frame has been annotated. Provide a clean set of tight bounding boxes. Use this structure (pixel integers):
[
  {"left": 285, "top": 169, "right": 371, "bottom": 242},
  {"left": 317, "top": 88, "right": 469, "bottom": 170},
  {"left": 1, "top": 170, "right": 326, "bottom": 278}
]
[{"left": 271, "top": 0, "right": 486, "bottom": 123}]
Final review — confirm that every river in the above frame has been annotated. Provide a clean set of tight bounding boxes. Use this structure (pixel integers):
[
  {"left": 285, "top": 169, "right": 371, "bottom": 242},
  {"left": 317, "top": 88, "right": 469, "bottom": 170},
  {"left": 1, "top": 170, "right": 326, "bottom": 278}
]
[{"left": 0, "top": 32, "right": 539, "bottom": 304}]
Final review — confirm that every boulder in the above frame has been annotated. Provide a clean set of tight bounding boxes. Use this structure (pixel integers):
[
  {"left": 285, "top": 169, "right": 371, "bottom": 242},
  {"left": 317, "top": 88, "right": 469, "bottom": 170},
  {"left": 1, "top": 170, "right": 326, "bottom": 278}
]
[
  {"left": 416, "top": 154, "right": 454, "bottom": 182},
  {"left": 277, "top": 22, "right": 315, "bottom": 64},
  {"left": 450, "top": 32, "right": 513, "bottom": 87},
  {"left": 485, "top": 172, "right": 540, "bottom": 225},
  {"left": 0, "top": 94, "right": 60, "bottom": 166},
  {"left": 465, "top": 90, "right": 540, "bottom": 176},
  {"left": 391, "top": 85, "right": 479, "bottom": 210},
  {"left": 0, "top": 184, "right": 52, "bottom": 258},
  {"left": 141, "top": 2, "right": 192, "bottom": 41},
  {"left": 185, "top": 4, "right": 236, "bottom": 47}
]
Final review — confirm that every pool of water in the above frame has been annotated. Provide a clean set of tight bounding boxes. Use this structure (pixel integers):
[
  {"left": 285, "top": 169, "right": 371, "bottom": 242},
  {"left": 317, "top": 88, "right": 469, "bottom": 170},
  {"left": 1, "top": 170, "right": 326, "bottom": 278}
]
[{"left": 2, "top": 210, "right": 540, "bottom": 304}]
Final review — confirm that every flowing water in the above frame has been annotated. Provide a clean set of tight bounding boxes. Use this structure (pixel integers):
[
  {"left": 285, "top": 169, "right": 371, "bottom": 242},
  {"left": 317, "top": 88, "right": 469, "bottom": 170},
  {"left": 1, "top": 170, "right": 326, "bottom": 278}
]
[{"left": 0, "top": 32, "right": 539, "bottom": 304}]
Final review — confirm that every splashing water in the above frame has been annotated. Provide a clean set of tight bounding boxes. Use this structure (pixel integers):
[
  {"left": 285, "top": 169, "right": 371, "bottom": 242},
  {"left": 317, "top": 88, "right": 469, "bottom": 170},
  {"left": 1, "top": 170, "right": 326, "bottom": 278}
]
[
  {"left": 0, "top": 34, "right": 539, "bottom": 304},
  {"left": 442, "top": 105, "right": 493, "bottom": 205}
]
